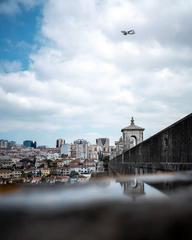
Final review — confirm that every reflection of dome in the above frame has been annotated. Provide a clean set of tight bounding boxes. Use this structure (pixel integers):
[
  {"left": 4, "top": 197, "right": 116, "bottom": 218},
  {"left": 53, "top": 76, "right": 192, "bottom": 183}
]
[{"left": 122, "top": 180, "right": 145, "bottom": 197}]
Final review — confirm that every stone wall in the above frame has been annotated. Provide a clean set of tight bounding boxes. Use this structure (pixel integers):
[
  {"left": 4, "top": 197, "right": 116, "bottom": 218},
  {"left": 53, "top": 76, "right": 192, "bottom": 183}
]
[{"left": 110, "top": 113, "right": 192, "bottom": 174}]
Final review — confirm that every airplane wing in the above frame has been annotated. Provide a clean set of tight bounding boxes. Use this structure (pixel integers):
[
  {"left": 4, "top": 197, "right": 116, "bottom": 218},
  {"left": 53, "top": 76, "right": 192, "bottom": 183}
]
[
  {"left": 127, "top": 29, "right": 135, "bottom": 34},
  {"left": 121, "top": 31, "right": 127, "bottom": 35}
]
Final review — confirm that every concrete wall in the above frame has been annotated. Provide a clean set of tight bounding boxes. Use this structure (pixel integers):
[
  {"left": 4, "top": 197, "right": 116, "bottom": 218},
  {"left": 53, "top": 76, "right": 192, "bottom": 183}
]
[{"left": 110, "top": 113, "right": 192, "bottom": 174}]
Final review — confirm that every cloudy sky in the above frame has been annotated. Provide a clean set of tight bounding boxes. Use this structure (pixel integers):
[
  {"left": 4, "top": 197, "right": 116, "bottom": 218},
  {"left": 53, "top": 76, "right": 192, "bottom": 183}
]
[{"left": 0, "top": 0, "right": 192, "bottom": 146}]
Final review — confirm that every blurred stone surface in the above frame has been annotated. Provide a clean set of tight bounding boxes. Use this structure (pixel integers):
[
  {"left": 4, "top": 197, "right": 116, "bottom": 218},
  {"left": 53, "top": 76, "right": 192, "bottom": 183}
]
[{"left": 1, "top": 173, "right": 192, "bottom": 240}]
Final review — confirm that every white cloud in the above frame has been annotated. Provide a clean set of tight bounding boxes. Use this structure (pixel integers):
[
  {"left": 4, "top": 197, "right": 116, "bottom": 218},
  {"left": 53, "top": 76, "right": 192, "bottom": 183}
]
[{"left": 1, "top": 0, "right": 192, "bottom": 145}]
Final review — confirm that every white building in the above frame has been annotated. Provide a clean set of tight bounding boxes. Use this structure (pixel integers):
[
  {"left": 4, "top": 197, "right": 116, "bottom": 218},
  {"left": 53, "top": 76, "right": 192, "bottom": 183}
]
[
  {"left": 61, "top": 144, "right": 71, "bottom": 156},
  {"left": 74, "top": 139, "right": 88, "bottom": 159},
  {"left": 47, "top": 153, "right": 59, "bottom": 160},
  {"left": 88, "top": 144, "right": 101, "bottom": 160},
  {"left": 12, "top": 170, "right": 22, "bottom": 178}
]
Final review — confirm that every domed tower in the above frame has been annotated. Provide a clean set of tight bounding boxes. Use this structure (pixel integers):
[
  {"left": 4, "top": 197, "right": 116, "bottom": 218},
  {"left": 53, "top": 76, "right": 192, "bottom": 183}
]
[{"left": 121, "top": 117, "right": 144, "bottom": 151}]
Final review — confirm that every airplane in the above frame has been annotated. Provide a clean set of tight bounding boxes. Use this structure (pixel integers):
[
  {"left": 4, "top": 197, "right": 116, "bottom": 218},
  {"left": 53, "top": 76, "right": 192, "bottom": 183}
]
[{"left": 121, "top": 29, "right": 135, "bottom": 35}]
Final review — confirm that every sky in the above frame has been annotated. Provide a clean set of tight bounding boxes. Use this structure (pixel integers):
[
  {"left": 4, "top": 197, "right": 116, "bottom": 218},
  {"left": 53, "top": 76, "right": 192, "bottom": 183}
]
[{"left": 0, "top": 0, "right": 192, "bottom": 147}]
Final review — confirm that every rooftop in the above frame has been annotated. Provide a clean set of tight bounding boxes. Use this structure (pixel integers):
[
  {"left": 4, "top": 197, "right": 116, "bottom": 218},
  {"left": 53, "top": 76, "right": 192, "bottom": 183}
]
[{"left": 121, "top": 117, "right": 145, "bottom": 132}]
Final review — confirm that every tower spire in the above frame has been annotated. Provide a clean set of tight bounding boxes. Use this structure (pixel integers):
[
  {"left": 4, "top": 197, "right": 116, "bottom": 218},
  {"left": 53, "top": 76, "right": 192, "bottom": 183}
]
[{"left": 131, "top": 117, "right": 134, "bottom": 125}]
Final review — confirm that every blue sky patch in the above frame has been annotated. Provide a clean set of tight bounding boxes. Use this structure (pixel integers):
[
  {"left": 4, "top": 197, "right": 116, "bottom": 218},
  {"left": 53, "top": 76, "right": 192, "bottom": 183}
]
[{"left": 0, "top": 4, "right": 42, "bottom": 71}]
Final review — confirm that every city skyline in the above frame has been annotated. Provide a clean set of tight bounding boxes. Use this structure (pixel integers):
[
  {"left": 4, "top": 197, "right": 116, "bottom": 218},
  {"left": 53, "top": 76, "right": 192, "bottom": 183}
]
[
  {"left": 0, "top": 136, "right": 111, "bottom": 148},
  {"left": 1, "top": 0, "right": 192, "bottom": 146}
]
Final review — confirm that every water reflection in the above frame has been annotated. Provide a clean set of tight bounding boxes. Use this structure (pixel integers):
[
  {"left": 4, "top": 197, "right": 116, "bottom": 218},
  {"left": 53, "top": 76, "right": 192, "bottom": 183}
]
[
  {"left": 121, "top": 179, "right": 145, "bottom": 196},
  {"left": 118, "top": 178, "right": 167, "bottom": 201},
  {"left": 1, "top": 173, "right": 192, "bottom": 209}
]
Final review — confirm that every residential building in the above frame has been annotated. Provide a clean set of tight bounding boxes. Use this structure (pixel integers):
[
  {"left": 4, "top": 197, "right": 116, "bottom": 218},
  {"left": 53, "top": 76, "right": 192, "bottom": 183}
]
[
  {"left": 12, "top": 170, "right": 22, "bottom": 178},
  {"left": 0, "top": 139, "right": 8, "bottom": 149},
  {"left": 71, "top": 144, "right": 76, "bottom": 158},
  {"left": 51, "top": 167, "right": 70, "bottom": 176},
  {"left": 41, "top": 168, "right": 50, "bottom": 176},
  {"left": 56, "top": 138, "right": 65, "bottom": 148},
  {"left": 0, "top": 159, "right": 14, "bottom": 168},
  {"left": 88, "top": 144, "right": 100, "bottom": 160},
  {"left": 56, "top": 160, "right": 65, "bottom": 168},
  {"left": 96, "top": 138, "right": 110, "bottom": 157},
  {"left": 61, "top": 144, "right": 71, "bottom": 156},
  {"left": 0, "top": 169, "right": 12, "bottom": 179},
  {"left": 74, "top": 139, "right": 88, "bottom": 159},
  {"left": 24, "top": 168, "right": 40, "bottom": 177}
]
